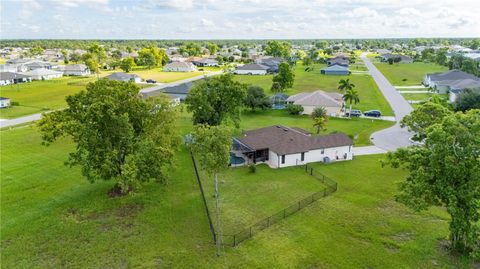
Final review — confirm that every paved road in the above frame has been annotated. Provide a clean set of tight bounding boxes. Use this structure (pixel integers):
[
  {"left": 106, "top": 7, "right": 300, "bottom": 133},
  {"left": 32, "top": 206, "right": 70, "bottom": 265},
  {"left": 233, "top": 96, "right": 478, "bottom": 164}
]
[
  {"left": 0, "top": 71, "right": 224, "bottom": 128},
  {"left": 0, "top": 113, "right": 42, "bottom": 128},
  {"left": 360, "top": 53, "right": 414, "bottom": 151}
]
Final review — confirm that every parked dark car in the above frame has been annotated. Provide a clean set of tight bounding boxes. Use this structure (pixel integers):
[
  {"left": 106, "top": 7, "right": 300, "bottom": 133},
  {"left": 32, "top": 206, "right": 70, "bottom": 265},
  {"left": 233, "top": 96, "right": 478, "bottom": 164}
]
[
  {"left": 345, "top": 109, "right": 362, "bottom": 117},
  {"left": 146, "top": 79, "right": 157, "bottom": 83},
  {"left": 364, "top": 110, "right": 382, "bottom": 117}
]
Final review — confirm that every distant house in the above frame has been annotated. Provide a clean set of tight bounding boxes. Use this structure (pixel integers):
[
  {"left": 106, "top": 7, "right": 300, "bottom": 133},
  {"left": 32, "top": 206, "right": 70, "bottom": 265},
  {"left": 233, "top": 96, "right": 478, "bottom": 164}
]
[
  {"left": 286, "top": 90, "right": 344, "bottom": 116},
  {"left": 163, "top": 61, "right": 196, "bottom": 72},
  {"left": 326, "top": 56, "right": 349, "bottom": 66},
  {"left": 0, "top": 97, "right": 11, "bottom": 108},
  {"left": 191, "top": 58, "right": 219, "bottom": 67},
  {"left": 231, "top": 125, "right": 353, "bottom": 168},
  {"left": 21, "top": 68, "right": 63, "bottom": 80},
  {"left": 424, "top": 70, "right": 480, "bottom": 94},
  {"left": 61, "top": 64, "right": 91, "bottom": 76},
  {"left": 25, "top": 61, "right": 53, "bottom": 71},
  {"left": 321, "top": 64, "right": 350, "bottom": 75},
  {"left": 162, "top": 82, "right": 193, "bottom": 101},
  {"left": 0, "top": 72, "right": 32, "bottom": 86},
  {"left": 255, "top": 56, "right": 284, "bottom": 73},
  {"left": 380, "top": 53, "right": 413, "bottom": 63},
  {"left": 234, "top": 63, "right": 269, "bottom": 75},
  {"left": 376, "top": 49, "right": 391, "bottom": 55},
  {"left": 0, "top": 64, "right": 28, "bottom": 73},
  {"left": 106, "top": 72, "right": 142, "bottom": 83}
]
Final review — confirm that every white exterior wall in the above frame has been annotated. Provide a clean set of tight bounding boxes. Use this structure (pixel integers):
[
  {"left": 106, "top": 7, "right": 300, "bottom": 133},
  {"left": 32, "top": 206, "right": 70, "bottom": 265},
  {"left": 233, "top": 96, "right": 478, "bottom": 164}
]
[
  {"left": 267, "top": 145, "right": 353, "bottom": 168},
  {"left": 0, "top": 79, "right": 13, "bottom": 86},
  {"left": 0, "top": 99, "right": 11, "bottom": 108},
  {"left": 301, "top": 105, "right": 342, "bottom": 117},
  {"left": 133, "top": 77, "right": 142, "bottom": 83},
  {"left": 30, "top": 73, "right": 63, "bottom": 80},
  {"left": 234, "top": 69, "right": 267, "bottom": 75},
  {"left": 163, "top": 66, "right": 196, "bottom": 72},
  {"left": 64, "top": 70, "right": 91, "bottom": 76}
]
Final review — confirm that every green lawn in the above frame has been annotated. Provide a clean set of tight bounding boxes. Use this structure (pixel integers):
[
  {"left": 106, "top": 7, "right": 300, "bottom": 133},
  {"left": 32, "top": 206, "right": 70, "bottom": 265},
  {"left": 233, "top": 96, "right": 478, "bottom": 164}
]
[
  {"left": 401, "top": 93, "right": 433, "bottom": 101},
  {"left": 375, "top": 62, "right": 448, "bottom": 86},
  {"left": 200, "top": 164, "right": 326, "bottom": 234},
  {"left": 239, "top": 109, "right": 393, "bottom": 146},
  {"left": 1, "top": 125, "right": 475, "bottom": 268},
  {"left": 0, "top": 77, "right": 97, "bottom": 119},
  {"left": 234, "top": 63, "right": 394, "bottom": 116}
]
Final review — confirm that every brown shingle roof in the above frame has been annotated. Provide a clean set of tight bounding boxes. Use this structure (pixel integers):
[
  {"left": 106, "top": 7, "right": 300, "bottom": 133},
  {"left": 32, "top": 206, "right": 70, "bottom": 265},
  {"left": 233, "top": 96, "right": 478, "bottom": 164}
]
[{"left": 237, "top": 125, "right": 352, "bottom": 155}]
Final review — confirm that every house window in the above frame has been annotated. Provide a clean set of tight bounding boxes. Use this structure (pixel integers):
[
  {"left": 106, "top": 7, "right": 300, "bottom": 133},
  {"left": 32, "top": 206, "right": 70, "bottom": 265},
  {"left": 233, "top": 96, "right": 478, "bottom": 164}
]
[
  {"left": 321, "top": 149, "right": 325, "bottom": 154},
  {"left": 281, "top": 155, "right": 285, "bottom": 164},
  {"left": 301, "top": 152, "right": 305, "bottom": 162}
]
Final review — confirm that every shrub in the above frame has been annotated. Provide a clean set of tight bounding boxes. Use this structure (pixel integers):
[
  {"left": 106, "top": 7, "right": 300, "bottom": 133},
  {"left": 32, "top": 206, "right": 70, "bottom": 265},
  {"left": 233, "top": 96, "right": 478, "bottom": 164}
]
[
  {"left": 248, "top": 164, "right": 256, "bottom": 173},
  {"left": 286, "top": 104, "right": 304, "bottom": 115},
  {"left": 402, "top": 78, "right": 407, "bottom": 81},
  {"left": 10, "top": 101, "right": 19, "bottom": 106}
]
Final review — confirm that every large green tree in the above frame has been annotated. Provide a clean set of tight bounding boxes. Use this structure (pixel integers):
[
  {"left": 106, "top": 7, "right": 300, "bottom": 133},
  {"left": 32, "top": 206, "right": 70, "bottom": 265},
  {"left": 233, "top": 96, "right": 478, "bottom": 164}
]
[
  {"left": 138, "top": 46, "right": 169, "bottom": 69},
  {"left": 119, "top": 56, "right": 136, "bottom": 73},
  {"left": 185, "top": 74, "right": 247, "bottom": 127},
  {"left": 265, "top": 41, "right": 291, "bottom": 58},
  {"left": 401, "top": 102, "right": 452, "bottom": 141},
  {"left": 179, "top": 42, "right": 202, "bottom": 56},
  {"left": 37, "top": 80, "right": 180, "bottom": 194},
  {"left": 384, "top": 109, "right": 480, "bottom": 257},
  {"left": 245, "top": 86, "right": 271, "bottom": 111},
  {"left": 272, "top": 62, "right": 295, "bottom": 91},
  {"left": 207, "top": 43, "right": 219, "bottom": 55},
  {"left": 454, "top": 88, "right": 480, "bottom": 112}
]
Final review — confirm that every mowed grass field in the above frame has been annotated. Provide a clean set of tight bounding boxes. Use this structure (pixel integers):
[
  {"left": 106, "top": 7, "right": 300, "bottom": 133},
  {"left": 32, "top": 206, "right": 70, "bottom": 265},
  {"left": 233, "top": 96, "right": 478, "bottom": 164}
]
[
  {"left": 0, "top": 77, "right": 97, "bottom": 119},
  {"left": 234, "top": 63, "right": 394, "bottom": 116},
  {"left": 131, "top": 67, "right": 205, "bottom": 83},
  {"left": 374, "top": 62, "right": 448, "bottom": 86},
  {"left": 2, "top": 124, "right": 476, "bottom": 268},
  {"left": 200, "top": 164, "right": 326, "bottom": 234}
]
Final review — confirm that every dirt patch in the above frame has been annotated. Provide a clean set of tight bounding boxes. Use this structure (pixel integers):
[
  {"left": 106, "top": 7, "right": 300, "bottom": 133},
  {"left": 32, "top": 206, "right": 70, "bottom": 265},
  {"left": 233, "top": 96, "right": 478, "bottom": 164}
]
[
  {"left": 108, "top": 185, "right": 134, "bottom": 197},
  {"left": 391, "top": 231, "right": 414, "bottom": 243},
  {"left": 116, "top": 203, "right": 144, "bottom": 218},
  {"left": 384, "top": 242, "right": 400, "bottom": 253}
]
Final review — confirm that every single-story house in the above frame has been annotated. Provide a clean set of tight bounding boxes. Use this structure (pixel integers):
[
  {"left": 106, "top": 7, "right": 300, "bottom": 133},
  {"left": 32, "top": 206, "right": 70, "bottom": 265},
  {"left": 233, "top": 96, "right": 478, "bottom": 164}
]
[
  {"left": 321, "top": 64, "right": 350, "bottom": 75},
  {"left": 446, "top": 80, "right": 480, "bottom": 102},
  {"left": 191, "top": 58, "right": 219, "bottom": 67},
  {"left": 25, "top": 61, "right": 53, "bottom": 70},
  {"left": 234, "top": 63, "right": 269, "bottom": 75},
  {"left": 326, "top": 56, "right": 349, "bottom": 66},
  {"left": 0, "top": 64, "right": 28, "bottom": 73},
  {"left": 106, "top": 72, "right": 142, "bottom": 83},
  {"left": 21, "top": 68, "right": 63, "bottom": 80},
  {"left": 163, "top": 61, "right": 196, "bottom": 72},
  {"left": 0, "top": 72, "right": 32, "bottom": 86},
  {"left": 0, "top": 97, "right": 11, "bottom": 108},
  {"left": 61, "top": 64, "right": 91, "bottom": 76},
  {"left": 255, "top": 57, "right": 284, "bottom": 73},
  {"left": 161, "top": 82, "right": 193, "bottom": 101},
  {"left": 424, "top": 70, "right": 480, "bottom": 94},
  {"left": 231, "top": 125, "right": 353, "bottom": 168},
  {"left": 286, "top": 90, "right": 344, "bottom": 116},
  {"left": 380, "top": 53, "right": 413, "bottom": 63}
]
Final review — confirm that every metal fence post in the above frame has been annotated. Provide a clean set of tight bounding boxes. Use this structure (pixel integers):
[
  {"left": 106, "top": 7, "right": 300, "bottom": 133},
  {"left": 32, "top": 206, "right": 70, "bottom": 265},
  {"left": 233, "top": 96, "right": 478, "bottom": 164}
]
[
  {"left": 310, "top": 167, "right": 313, "bottom": 175},
  {"left": 233, "top": 235, "right": 236, "bottom": 247},
  {"left": 250, "top": 227, "right": 252, "bottom": 238}
]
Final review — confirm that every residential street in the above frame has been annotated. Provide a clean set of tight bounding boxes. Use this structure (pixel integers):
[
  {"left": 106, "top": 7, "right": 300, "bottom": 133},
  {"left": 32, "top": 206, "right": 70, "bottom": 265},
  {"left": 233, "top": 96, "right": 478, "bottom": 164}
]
[{"left": 360, "top": 53, "right": 414, "bottom": 151}]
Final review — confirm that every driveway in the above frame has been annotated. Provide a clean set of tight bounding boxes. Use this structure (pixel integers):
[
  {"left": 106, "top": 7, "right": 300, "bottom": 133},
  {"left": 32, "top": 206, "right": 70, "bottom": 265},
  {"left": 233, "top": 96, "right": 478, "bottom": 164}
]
[
  {"left": 360, "top": 53, "right": 414, "bottom": 151},
  {"left": 0, "top": 113, "right": 42, "bottom": 128}
]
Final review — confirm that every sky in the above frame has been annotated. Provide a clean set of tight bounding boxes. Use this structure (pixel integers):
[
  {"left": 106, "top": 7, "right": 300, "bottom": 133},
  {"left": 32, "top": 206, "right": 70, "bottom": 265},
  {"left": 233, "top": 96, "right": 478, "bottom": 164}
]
[{"left": 1, "top": 0, "right": 479, "bottom": 39}]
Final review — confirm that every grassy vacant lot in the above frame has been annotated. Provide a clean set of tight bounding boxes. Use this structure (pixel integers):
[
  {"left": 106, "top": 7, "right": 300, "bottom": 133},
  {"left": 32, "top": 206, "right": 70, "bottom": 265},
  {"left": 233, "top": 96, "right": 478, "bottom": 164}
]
[
  {"left": 2, "top": 125, "right": 475, "bottom": 268},
  {"left": 0, "top": 77, "right": 96, "bottom": 119},
  {"left": 401, "top": 93, "right": 433, "bottom": 101},
  {"left": 200, "top": 164, "right": 326, "bottom": 234},
  {"left": 234, "top": 63, "right": 394, "bottom": 116},
  {"left": 239, "top": 109, "right": 393, "bottom": 146},
  {"left": 375, "top": 62, "right": 448, "bottom": 86}
]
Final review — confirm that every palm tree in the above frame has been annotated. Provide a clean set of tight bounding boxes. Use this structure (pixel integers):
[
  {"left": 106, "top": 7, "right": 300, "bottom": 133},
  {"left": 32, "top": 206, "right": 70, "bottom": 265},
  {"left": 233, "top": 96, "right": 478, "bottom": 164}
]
[
  {"left": 343, "top": 89, "right": 360, "bottom": 118},
  {"left": 311, "top": 107, "right": 328, "bottom": 134},
  {"left": 338, "top": 79, "right": 355, "bottom": 92},
  {"left": 313, "top": 116, "right": 327, "bottom": 134}
]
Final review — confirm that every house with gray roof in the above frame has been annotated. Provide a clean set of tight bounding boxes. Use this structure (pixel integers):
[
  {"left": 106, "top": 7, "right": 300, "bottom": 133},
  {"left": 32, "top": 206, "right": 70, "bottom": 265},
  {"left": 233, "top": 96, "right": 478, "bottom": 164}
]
[
  {"left": 231, "top": 125, "right": 353, "bottom": 168},
  {"left": 60, "top": 64, "right": 91, "bottom": 76},
  {"left": 163, "top": 61, "right": 196, "bottom": 72},
  {"left": 191, "top": 58, "right": 219, "bottom": 67},
  {"left": 380, "top": 53, "right": 413, "bottom": 63},
  {"left": 286, "top": 90, "right": 344, "bottom": 116},
  {"left": 321, "top": 64, "right": 350, "bottom": 75},
  {"left": 21, "top": 68, "right": 63, "bottom": 80},
  {"left": 0, "top": 72, "right": 32, "bottom": 86},
  {"left": 234, "top": 63, "right": 269, "bottom": 75},
  {"left": 106, "top": 72, "right": 142, "bottom": 83},
  {"left": 424, "top": 70, "right": 480, "bottom": 94},
  {"left": 326, "top": 56, "right": 349, "bottom": 67}
]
